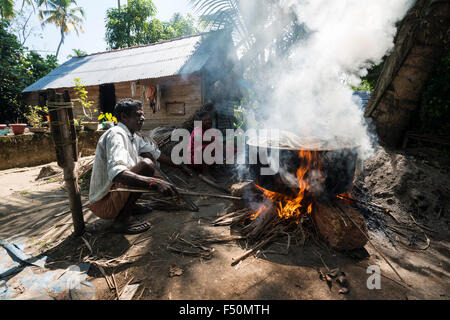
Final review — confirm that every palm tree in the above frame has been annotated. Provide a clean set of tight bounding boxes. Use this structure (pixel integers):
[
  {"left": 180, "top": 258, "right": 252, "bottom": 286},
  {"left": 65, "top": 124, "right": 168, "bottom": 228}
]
[
  {"left": 66, "top": 47, "right": 86, "bottom": 58},
  {"left": 190, "top": 0, "right": 305, "bottom": 71},
  {"left": 190, "top": 0, "right": 306, "bottom": 104},
  {"left": 38, "top": 0, "right": 85, "bottom": 58},
  {"left": 21, "top": 0, "right": 47, "bottom": 11},
  {"left": 1, "top": 0, "right": 47, "bottom": 19}
]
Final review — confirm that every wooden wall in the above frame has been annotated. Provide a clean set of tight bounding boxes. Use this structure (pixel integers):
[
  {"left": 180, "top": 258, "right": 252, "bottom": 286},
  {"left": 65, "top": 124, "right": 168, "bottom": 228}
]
[
  {"left": 64, "top": 85, "right": 101, "bottom": 121},
  {"left": 23, "top": 72, "right": 203, "bottom": 131},
  {"left": 135, "top": 73, "right": 203, "bottom": 131},
  {"left": 22, "top": 86, "right": 101, "bottom": 121}
]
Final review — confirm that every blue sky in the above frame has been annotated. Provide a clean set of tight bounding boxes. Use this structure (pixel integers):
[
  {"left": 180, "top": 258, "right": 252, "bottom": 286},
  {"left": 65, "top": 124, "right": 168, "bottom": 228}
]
[{"left": 18, "top": 0, "right": 198, "bottom": 63}]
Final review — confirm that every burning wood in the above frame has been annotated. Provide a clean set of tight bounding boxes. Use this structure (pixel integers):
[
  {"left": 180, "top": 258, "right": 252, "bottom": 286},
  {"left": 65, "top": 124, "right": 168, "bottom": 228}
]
[{"left": 216, "top": 143, "right": 371, "bottom": 265}]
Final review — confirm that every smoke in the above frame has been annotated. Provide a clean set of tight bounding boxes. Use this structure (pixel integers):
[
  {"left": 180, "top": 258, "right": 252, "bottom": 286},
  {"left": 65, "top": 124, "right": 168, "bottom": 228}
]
[{"left": 242, "top": 0, "right": 413, "bottom": 160}]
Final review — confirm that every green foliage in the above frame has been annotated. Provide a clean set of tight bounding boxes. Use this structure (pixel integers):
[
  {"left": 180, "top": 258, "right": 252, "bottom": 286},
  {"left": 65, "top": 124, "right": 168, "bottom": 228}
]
[
  {"left": 73, "top": 78, "right": 95, "bottom": 121},
  {"left": 416, "top": 51, "right": 450, "bottom": 136},
  {"left": 191, "top": 0, "right": 307, "bottom": 118},
  {"left": 98, "top": 112, "right": 117, "bottom": 123},
  {"left": 24, "top": 105, "right": 48, "bottom": 127},
  {"left": 0, "top": 20, "right": 58, "bottom": 123},
  {"left": 105, "top": 0, "right": 199, "bottom": 49},
  {"left": 67, "top": 48, "right": 87, "bottom": 58},
  {"left": 1, "top": 1, "right": 47, "bottom": 20},
  {"left": 167, "top": 13, "right": 198, "bottom": 38},
  {"left": 0, "top": 0, "right": 14, "bottom": 19},
  {"left": 350, "top": 79, "right": 374, "bottom": 92}
]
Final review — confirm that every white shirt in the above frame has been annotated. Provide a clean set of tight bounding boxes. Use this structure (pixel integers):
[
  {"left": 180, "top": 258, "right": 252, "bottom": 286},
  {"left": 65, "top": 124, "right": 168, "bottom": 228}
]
[{"left": 89, "top": 122, "right": 161, "bottom": 203}]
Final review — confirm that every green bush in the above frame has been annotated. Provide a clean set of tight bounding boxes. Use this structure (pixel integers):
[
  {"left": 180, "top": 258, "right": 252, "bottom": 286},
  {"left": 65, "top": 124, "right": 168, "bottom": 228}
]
[
  {"left": 0, "top": 21, "right": 58, "bottom": 123},
  {"left": 416, "top": 51, "right": 450, "bottom": 137}
]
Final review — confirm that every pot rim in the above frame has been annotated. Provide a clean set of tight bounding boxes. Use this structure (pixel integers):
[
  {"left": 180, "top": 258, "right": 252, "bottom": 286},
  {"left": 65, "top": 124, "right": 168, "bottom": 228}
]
[{"left": 246, "top": 136, "right": 360, "bottom": 152}]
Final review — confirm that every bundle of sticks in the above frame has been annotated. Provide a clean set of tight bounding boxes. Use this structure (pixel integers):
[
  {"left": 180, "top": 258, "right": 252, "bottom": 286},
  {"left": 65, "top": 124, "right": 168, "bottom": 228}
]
[{"left": 211, "top": 205, "right": 314, "bottom": 266}]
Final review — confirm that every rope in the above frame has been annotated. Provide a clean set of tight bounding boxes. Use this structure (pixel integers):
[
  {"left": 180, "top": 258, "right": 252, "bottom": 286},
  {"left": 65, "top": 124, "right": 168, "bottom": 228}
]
[
  {"left": 49, "top": 121, "right": 81, "bottom": 126},
  {"left": 47, "top": 101, "right": 74, "bottom": 111},
  {"left": 53, "top": 141, "right": 77, "bottom": 148}
]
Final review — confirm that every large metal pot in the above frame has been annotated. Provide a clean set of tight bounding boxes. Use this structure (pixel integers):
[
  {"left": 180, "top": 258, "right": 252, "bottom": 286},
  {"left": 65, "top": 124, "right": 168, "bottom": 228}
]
[{"left": 246, "top": 136, "right": 359, "bottom": 199}]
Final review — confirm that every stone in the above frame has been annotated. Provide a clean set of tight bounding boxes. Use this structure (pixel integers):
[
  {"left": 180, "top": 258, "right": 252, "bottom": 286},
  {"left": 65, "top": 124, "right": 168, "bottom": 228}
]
[
  {"left": 230, "top": 181, "right": 260, "bottom": 210},
  {"left": 36, "top": 165, "right": 62, "bottom": 181},
  {"left": 313, "top": 200, "right": 368, "bottom": 251}
]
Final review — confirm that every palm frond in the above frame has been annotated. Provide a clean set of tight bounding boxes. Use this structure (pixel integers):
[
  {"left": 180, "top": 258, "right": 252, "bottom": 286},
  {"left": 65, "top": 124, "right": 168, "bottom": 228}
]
[{"left": 0, "top": 0, "right": 14, "bottom": 19}]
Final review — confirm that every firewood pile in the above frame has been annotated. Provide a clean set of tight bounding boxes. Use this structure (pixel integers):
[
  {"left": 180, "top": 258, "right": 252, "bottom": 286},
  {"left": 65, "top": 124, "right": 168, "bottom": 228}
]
[{"left": 208, "top": 180, "right": 372, "bottom": 266}]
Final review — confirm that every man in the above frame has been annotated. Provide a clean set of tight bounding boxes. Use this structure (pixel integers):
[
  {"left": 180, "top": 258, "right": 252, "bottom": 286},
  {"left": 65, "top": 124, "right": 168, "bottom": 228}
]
[{"left": 89, "top": 98, "right": 183, "bottom": 234}]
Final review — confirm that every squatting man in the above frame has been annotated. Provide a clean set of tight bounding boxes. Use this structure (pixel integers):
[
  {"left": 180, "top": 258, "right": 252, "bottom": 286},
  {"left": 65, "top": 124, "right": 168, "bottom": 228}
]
[{"left": 88, "top": 98, "right": 190, "bottom": 234}]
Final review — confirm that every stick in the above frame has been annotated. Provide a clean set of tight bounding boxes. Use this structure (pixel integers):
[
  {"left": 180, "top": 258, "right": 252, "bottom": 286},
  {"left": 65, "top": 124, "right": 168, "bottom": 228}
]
[
  {"left": 198, "top": 174, "right": 231, "bottom": 194},
  {"left": 181, "top": 192, "right": 241, "bottom": 200},
  {"left": 213, "top": 208, "right": 252, "bottom": 222},
  {"left": 231, "top": 232, "right": 279, "bottom": 266},
  {"left": 119, "top": 277, "right": 135, "bottom": 298},
  {"left": 212, "top": 209, "right": 251, "bottom": 225},
  {"left": 97, "top": 265, "right": 113, "bottom": 290},
  {"left": 111, "top": 272, "right": 120, "bottom": 300},
  {"left": 136, "top": 287, "right": 146, "bottom": 300},
  {"left": 167, "top": 245, "right": 213, "bottom": 259},
  {"left": 336, "top": 203, "right": 406, "bottom": 283},
  {"left": 198, "top": 235, "right": 247, "bottom": 244},
  {"left": 338, "top": 194, "right": 391, "bottom": 213},
  {"left": 112, "top": 188, "right": 242, "bottom": 201},
  {"left": 155, "top": 166, "right": 199, "bottom": 212},
  {"left": 312, "top": 249, "right": 330, "bottom": 271}
]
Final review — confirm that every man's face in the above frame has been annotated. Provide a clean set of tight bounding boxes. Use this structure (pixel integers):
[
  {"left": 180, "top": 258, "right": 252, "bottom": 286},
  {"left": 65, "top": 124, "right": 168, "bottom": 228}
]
[{"left": 123, "top": 107, "right": 145, "bottom": 133}]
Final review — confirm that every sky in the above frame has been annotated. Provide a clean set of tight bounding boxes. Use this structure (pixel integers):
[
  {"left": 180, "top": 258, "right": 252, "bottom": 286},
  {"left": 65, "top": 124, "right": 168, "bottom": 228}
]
[{"left": 16, "top": 0, "right": 198, "bottom": 63}]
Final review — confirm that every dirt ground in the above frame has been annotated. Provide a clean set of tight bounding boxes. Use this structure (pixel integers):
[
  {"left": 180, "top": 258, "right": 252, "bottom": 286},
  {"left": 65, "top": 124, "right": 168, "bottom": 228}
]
[{"left": 0, "top": 146, "right": 449, "bottom": 300}]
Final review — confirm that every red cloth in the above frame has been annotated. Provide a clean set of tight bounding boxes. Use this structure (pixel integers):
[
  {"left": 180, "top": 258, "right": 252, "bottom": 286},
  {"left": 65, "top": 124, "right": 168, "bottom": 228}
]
[{"left": 187, "top": 127, "right": 209, "bottom": 169}]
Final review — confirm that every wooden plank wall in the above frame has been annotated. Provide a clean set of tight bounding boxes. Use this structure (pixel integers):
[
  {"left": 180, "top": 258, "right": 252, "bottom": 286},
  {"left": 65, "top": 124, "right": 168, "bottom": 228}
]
[
  {"left": 130, "top": 73, "right": 203, "bottom": 131},
  {"left": 22, "top": 92, "right": 39, "bottom": 107},
  {"left": 23, "top": 87, "right": 100, "bottom": 123},
  {"left": 22, "top": 73, "right": 203, "bottom": 130},
  {"left": 63, "top": 85, "right": 101, "bottom": 121},
  {"left": 23, "top": 86, "right": 101, "bottom": 121}
]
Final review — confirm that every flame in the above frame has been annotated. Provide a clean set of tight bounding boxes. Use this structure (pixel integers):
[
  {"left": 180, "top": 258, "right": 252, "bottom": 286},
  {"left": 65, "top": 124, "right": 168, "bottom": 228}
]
[
  {"left": 250, "top": 205, "right": 266, "bottom": 220},
  {"left": 253, "top": 150, "right": 321, "bottom": 220},
  {"left": 337, "top": 192, "right": 353, "bottom": 203}
]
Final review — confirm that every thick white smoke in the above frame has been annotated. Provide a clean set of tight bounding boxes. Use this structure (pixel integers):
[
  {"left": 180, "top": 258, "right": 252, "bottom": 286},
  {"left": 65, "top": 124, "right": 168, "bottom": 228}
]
[{"left": 246, "top": 0, "right": 413, "bottom": 160}]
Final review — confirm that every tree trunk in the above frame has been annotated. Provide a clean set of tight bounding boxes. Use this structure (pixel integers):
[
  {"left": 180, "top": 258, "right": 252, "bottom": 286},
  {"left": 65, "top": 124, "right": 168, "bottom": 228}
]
[
  {"left": 365, "top": 0, "right": 450, "bottom": 148},
  {"left": 55, "top": 30, "right": 64, "bottom": 58},
  {"left": 47, "top": 89, "right": 85, "bottom": 236}
]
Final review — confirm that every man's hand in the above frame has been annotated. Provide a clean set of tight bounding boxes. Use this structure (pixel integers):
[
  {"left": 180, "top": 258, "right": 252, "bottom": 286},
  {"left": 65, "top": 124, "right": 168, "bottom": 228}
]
[{"left": 151, "top": 178, "right": 178, "bottom": 197}]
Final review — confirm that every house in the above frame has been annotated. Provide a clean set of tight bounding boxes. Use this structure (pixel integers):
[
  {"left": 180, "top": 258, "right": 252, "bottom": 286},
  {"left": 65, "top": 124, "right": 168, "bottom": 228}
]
[{"left": 22, "top": 31, "right": 242, "bottom": 132}]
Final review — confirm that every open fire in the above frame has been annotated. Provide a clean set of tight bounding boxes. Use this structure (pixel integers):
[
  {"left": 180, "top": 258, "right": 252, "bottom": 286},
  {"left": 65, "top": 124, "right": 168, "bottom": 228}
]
[
  {"left": 223, "top": 133, "right": 369, "bottom": 255},
  {"left": 251, "top": 149, "right": 322, "bottom": 221}
]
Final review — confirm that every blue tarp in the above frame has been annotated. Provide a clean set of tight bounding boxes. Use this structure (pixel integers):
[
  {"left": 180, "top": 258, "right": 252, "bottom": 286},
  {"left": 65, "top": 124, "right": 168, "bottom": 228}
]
[{"left": 0, "top": 238, "right": 95, "bottom": 300}]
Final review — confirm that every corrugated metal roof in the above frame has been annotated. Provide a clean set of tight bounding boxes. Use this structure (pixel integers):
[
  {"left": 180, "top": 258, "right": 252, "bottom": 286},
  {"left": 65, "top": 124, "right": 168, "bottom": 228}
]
[{"left": 22, "top": 33, "right": 212, "bottom": 93}]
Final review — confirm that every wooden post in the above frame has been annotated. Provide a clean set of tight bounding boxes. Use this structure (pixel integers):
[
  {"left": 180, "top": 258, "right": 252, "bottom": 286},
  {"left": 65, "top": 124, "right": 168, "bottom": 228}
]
[{"left": 48, "top": 89, "right": 85, "bottom": 236}]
